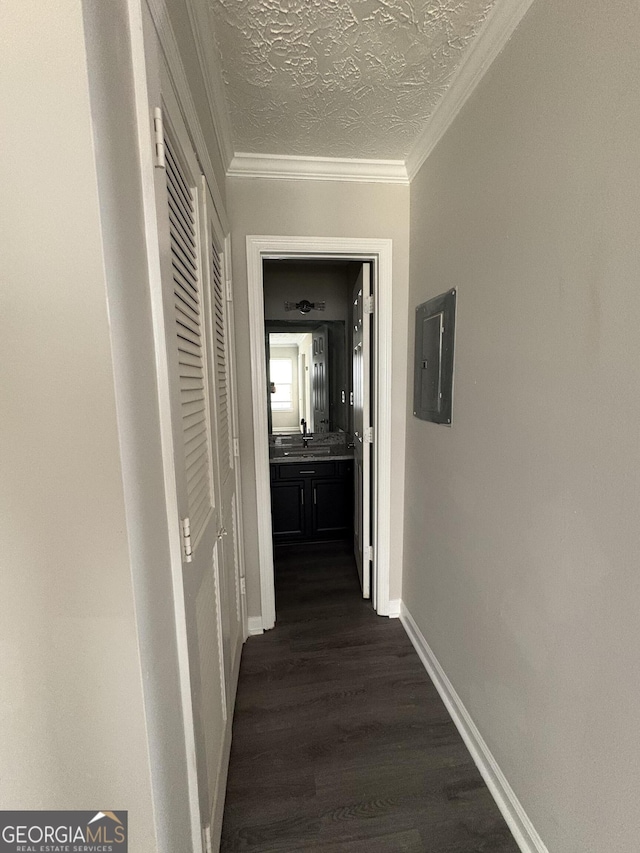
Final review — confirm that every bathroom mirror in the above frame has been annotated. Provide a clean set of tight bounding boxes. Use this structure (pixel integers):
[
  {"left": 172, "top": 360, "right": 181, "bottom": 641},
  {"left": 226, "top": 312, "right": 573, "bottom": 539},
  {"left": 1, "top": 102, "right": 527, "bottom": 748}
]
[{"left": 266, "top": 321, "right": 349, "bottom": 435}]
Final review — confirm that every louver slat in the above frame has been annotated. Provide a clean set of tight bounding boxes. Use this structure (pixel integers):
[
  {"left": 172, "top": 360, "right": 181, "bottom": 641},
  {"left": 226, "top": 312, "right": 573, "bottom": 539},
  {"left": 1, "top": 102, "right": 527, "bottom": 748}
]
[
  {"left": 175, "top": 284, "right": 199, "bottom": 321},
  {"left": 165, "top": 134, "right": 212, "bottom": 545},
  {"left": 211, "top": 245, "right": 233, "bottom": 475},
  {"left": 175, "top": 295, "right": 200, "bottom": 326}
]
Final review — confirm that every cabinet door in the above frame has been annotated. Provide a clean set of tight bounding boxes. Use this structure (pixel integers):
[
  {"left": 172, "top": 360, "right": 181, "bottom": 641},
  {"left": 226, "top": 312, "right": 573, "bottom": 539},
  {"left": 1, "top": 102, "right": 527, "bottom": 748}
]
[
  {"left": 271, "top": 480, "right": 306, "bottom": 541},
  {"left": 312, "top": 478, "right": 352, "bottom": 538}
]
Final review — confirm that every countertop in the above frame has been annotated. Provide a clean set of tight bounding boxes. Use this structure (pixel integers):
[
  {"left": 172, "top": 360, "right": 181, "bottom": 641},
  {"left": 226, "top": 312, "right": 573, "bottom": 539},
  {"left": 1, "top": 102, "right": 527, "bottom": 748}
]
[{"left": 269, "top": 450, "right": 354, "bottom": 464}]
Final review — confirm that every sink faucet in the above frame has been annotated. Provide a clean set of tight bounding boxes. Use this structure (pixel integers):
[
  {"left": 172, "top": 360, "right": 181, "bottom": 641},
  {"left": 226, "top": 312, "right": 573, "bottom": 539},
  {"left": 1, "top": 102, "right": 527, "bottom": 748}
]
[{"left": 301, "top": 419, "right": 314, "bottom": 448}]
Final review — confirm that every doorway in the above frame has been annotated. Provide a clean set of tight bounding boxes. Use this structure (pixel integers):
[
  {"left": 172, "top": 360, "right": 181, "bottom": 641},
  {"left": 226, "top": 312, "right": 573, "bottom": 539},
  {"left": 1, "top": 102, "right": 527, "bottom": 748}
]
[
  {"left": 246, "top": 236, "right": 394, "bottom": 629},
  {"left": 265, "top": 259, "right": 363, "bottom": 568}
]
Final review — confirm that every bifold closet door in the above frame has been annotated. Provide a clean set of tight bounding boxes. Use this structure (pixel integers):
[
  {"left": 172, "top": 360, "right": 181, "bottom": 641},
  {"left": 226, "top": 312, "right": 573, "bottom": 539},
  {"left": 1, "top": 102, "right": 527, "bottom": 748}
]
[
  {"left": 151, "top": 80, "right": 228, "bottom": 835},
  {"left": 205, "top": 209, "right": 243, "bottom": 697}
]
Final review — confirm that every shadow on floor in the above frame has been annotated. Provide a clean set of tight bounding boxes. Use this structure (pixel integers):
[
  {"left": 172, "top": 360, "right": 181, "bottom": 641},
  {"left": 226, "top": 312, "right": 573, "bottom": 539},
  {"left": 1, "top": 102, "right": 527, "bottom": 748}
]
[{"left": 220, "top": 542, "right": 518, "bottom": 853}]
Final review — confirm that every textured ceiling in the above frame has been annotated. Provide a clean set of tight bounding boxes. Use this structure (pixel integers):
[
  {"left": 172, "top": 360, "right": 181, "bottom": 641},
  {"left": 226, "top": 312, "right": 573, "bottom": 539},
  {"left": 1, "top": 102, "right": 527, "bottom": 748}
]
[{"left": 207, "top": 0, "right": 496, "bottom": 160}]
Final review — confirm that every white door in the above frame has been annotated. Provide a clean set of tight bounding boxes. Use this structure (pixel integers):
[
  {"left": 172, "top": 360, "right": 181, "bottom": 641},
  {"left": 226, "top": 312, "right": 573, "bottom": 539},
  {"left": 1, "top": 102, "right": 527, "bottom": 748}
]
[
  {"left": 353, "top": 265, "right": 372, "bottom": 598},
  {"left": 151, "top": 76, "right": 228, "bottom": 839},
  {"left": 312, "top": 325, "right": 329, "bottom": 433},
  {"left": 220, "top": 233, "right": 248, "bottom": 644},
  {"left": 204, "top": 192, "right": 243, "bottom": 699}
]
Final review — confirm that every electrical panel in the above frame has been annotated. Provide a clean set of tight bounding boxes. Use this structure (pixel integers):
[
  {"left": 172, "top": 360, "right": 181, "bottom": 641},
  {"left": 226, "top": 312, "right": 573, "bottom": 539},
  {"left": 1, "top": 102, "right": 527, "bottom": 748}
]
[{"left": 413, "top": 289, "right": 456, "bottom": 425}]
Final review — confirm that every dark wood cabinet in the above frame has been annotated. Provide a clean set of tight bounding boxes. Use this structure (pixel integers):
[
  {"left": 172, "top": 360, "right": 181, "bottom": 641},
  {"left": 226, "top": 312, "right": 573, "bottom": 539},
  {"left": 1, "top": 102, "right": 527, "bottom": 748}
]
[
  {"left": 270, "top": 480, "right": 306, "bottom": 539},
  {"left": 312, "top": 479, "right": 352, "bottom": 536},
  {"left": 270, "top": 460, "right": 353, "bottom": 544}
]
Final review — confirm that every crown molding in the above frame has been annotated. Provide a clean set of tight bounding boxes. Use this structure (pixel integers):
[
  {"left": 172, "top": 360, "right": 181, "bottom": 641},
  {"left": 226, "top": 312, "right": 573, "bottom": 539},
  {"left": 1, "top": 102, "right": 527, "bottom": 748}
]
[
  {"left": 406, "top": 0, "right": 536, "bottom": 181},
  {"left": 149, "top": 0, "right": 533, "bottom": 188},
  {"left": 184, "top": 0, "right": 234, "bottom": 170},
  {"left": 228, "top": 153, "right": 409, "bottom": 185}
]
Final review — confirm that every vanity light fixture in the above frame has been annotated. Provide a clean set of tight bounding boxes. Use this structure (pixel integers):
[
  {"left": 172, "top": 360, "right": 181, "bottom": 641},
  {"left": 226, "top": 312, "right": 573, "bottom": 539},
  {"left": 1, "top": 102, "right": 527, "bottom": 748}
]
[{"left": 284, "top": 299, "right": 326, "bottom": 314}]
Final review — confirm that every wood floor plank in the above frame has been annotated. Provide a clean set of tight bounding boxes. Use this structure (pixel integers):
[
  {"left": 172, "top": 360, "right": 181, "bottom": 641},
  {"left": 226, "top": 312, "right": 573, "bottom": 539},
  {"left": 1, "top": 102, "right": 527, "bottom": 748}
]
[{"left": 221, "top": 543, "right": 519, "bottom": 853}]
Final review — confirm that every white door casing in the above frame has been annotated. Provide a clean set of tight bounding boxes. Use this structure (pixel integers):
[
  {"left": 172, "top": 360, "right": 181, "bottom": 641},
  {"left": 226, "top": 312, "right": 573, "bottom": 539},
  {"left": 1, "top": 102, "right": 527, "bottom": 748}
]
[
  {"left": 352, "top": 265, "right": 372, "bottom": 599},
  {"left": 246, "top": 236, "right": 393, "bottom": 630}
]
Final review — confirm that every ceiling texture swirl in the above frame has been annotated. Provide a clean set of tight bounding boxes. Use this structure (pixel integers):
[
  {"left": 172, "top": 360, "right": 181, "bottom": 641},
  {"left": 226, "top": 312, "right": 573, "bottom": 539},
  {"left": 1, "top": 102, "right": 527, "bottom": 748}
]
[{"left": 206, "top": 0, "right": 496, "bottom": 160}]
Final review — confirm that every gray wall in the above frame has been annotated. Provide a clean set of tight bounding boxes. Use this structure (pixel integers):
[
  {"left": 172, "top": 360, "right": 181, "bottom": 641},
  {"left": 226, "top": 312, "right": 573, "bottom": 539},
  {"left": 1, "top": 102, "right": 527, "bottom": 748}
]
[
  {"left": 403, "top": 1, "right": 640, "bottom": 851},
  {"left": 228, "top": 177, "right": 410, "bottom": 618},
  {"left": 0, "top": 3, "right": 156, "bottom": 848},
  {"left": 264, "top": 261, "right": 351, "bottom": 322}
]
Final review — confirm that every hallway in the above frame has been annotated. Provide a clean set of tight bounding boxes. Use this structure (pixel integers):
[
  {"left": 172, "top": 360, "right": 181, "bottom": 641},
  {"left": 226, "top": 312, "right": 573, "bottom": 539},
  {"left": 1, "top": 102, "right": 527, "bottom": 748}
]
[{"left": 221, "top": 544, "right": 518, "bottom": 852}]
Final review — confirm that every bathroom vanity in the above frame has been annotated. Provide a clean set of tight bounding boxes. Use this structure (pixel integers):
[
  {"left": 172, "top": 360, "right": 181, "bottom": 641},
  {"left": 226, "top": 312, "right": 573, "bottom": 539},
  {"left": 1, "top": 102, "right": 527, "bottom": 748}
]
[{"left": 269, "top": 438, "right": 353, "bottom": 544}]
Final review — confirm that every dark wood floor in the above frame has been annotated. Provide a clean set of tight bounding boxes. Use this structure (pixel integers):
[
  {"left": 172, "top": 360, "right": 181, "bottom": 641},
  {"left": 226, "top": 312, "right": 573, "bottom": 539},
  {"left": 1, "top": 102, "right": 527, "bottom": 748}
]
[{"left": 220, "top": 542, "right": 519, "bottom": 853}]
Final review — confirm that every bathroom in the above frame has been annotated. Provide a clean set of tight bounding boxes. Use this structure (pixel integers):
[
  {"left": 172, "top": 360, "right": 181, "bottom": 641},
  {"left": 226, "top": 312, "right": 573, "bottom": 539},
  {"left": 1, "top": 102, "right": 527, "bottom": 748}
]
[{"left": 264, "top": 258, "right": 372, "bottom": 593}]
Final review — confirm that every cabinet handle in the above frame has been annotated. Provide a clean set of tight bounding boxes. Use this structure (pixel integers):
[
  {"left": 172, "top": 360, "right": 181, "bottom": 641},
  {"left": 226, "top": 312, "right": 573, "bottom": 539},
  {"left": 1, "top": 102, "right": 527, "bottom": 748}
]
[
  {"left": 301, "top": 489, "right": 304, "bottom": 506},
  {"left": 299, "top": 470, "right": 316, "bottom": 474},
  {"left": 313, "top": 487, "right": 317, "bottom": 505}
]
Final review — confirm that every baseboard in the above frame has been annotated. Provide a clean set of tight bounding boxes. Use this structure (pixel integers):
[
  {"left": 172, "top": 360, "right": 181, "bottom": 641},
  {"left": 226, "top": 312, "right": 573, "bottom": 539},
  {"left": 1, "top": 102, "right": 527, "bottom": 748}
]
[
  {"left": 400, "top": 603, "right": 548, "bottom": 853},
  {"left": 386, "top": 598, "right": 401, "bottom": 618},
  {"left": 247, "top": 616, "right": 264, "bottom": 636}
]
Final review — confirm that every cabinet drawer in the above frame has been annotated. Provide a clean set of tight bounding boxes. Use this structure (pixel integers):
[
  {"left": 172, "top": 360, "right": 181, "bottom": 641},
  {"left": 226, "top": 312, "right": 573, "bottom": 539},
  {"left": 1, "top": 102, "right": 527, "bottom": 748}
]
[{"left": 278, "top": 461, "right": 336, "bottom": 479}]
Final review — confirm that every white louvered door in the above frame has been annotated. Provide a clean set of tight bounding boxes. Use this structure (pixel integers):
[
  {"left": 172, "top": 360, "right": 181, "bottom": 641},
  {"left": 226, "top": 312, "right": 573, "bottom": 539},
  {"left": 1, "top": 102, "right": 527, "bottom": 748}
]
[
  {"left": 151, "top": 74, "right": 228, "bottom": 841},
  {"left": 205, "top": 195, "right": 243, "bottom": 691}
]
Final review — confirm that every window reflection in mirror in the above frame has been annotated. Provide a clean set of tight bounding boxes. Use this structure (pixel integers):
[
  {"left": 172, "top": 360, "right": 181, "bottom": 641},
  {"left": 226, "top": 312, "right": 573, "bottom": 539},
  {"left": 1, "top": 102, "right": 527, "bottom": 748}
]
[
  {"left": 269, "top": 357, "right": 294, "bottom": 412},
  {"left": 268, "top": 333, "right": 310, "bottom": 434}
]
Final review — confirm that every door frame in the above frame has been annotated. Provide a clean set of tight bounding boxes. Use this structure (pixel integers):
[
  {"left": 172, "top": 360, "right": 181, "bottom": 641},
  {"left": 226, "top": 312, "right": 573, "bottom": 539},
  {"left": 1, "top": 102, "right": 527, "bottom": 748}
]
[{"left": 247, "top": 236, "right": 393, "bottom": 629}]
